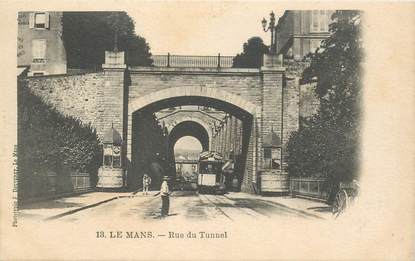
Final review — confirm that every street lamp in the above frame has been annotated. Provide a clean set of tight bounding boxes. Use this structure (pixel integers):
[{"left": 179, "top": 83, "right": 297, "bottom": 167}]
[{"left": 262, "top": 11, "right": 277, "bottom": 54}]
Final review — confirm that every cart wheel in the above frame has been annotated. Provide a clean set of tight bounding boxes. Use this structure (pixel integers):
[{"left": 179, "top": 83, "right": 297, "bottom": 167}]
[{"left": 332, "top": 189, "right": 349, "bottom": 218}]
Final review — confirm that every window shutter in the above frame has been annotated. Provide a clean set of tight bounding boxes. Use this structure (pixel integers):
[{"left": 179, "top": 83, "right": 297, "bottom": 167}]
[
  {"left": 44, "top": 12, "right": 50, "bottom": 29},
  {"left": 29, "top": 13, "right": 34, "bottom": 28}
]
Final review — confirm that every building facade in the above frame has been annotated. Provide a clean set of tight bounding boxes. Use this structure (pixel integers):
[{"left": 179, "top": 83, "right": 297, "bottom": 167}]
[
  {"left": 275, "top": 10, "right": 335, "bottom": 60},
  {"left": 18, "top": 12, "right": 67, "bottom": 76}
]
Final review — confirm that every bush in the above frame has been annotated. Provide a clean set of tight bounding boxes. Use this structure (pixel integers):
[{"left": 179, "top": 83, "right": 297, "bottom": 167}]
[
  {"left": 286, "top": 11, "right": 362, "bottom": 196},
  {"left": 232, "top": 37, "right": 268, "bottom": 68},
  {"left": 18, "top": 80, "right": 102, "bottom": 199}
]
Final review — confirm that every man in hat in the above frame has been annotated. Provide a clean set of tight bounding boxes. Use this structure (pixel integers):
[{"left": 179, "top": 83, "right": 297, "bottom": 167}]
[
  {"left": 222, "top": 157, "right": 235, "bottom": 192},
  {"left": 149, "top": 153, "right": 164, "bottom": 190},
  {"left": 142, "top": 173, "right": 151, "bottom": 195},
  {"left": 160, "top": 176, "right": 171, "bottom": 217}
]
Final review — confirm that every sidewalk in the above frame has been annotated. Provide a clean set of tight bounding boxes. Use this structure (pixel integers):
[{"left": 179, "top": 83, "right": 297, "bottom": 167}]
[
  {"left": 19, "top": 190, "right": 332, "bottom": 221},
  {"left": 225, "top": 192, "right": 332, "bottom": 219},
  {"left": 19, "top": 191, "right": 136, "bottom": 221}
]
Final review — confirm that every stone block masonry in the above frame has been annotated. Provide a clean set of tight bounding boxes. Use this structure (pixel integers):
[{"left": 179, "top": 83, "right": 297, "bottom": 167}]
[
  {"left": 283, "top": 77, "right": 300, "bottom": 145},
  {"left": 284, "top": 58, "right": 320, "bottom": 123},
  {"left": 95, "top": 69, "right": 126, "bottom": 141},
  {"left": 24, "top": 73, "right": 104, "bottom": 135},
  {"left": 300, "top": 83, "right": 320, "bottom": 119},
  {"left": 24, "top": 68, "right": 131, "bottom": 143},
  {"left": 20, "top": 52, "right": 321, "bottom": 194}
]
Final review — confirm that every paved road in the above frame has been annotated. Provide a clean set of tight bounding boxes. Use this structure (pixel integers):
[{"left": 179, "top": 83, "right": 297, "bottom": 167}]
[{"left": 55, "top": 191, "right": 327, "bottom": 223}]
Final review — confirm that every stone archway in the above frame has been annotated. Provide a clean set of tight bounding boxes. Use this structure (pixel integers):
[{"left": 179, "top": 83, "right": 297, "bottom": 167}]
[
  {"left": 127, "top": 86, "right": 261, "bottom": 160},
  {"left": 165, "top": 117, "right": 213, "bottom": 149},
  {"left": 127, "top": 87, "right": 261, "bottom": 193},
  {"left": 128, "top": 86, "right": 258, "bottom": 116},
  {"left": 168, "top": 121, "right": 210, "bottom": 152}
]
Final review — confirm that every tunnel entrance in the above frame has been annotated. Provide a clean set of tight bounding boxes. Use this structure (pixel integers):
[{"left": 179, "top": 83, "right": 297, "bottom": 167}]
[
  {"left": 174, "top": 136, "right": 202, "bottom": 191},
  {"left": 169, "top": 121, "right": 209, "bottom": 152},
  {"left": 128, "top": 95, "right": 255, "bottom": 192}
]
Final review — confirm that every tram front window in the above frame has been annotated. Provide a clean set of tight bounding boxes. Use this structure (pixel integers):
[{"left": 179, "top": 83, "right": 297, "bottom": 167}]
[{"left": 200, "top": 163, "right": 221, "bottom": 174}]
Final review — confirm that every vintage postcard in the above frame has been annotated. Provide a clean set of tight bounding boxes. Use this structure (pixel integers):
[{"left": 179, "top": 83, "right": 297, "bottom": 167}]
[{"left": 0, "top": 1, "right": 414, "bottom": 260}]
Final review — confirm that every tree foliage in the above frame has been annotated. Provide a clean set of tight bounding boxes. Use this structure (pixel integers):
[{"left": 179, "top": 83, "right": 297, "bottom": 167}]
[
  {"left": 62, "top": 12, "right": 152, "bottom": 69},
  {"left": 286, "top": 11, "right": 363, "bottom": 194},
  {"left": 232, "top": 37, "right": 269, "bottom": 68},
  {"left": 18, "top": 80, "right": 102, "bottom": 198}
]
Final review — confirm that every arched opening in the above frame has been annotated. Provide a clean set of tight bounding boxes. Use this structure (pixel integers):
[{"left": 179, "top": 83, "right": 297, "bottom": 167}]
[
  {"left": 174, "top": 136, "right": 203, "bottom": 152},
  {"left": 169, "top": 121, "right": 209, "bottom": 152},
  {"left": 173, "top": 136, "right": 202, "bottom": 188},
  {"left": 128, "top": 90, "right": 258, "bottom": 192}
]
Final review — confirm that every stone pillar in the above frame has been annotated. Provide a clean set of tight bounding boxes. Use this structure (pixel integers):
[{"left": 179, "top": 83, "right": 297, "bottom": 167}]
[
  {"left": 259, "top": 53, "right": 289, "bottom": 194},
  {"left": 220, "top": 124, "right": 224, "bottom": 154},
  {"left": 100, "top": 51, "right": 127, "bottom": 185},
  {"left": 224, "top": 116, "right": 229, "bottom": 157},
  {"left": 235, "top": 119, "right": 241, "bottom": 155},
  {"left": 215, "top": 131, "right": 220, "bottom": 152},
  {"left": 228, "top": 116, "right": 233, "bottom": 157},
  {"left": 211, "top": 126, "right": 215, "bottom": 150},
  {"left": 222, "top": 121, "right": 227, "bottom": 155},
  {"left": 233, "top": 117, "right": 239, "bottom": 155},
  {"left": 218, "top": 128, "right": 221, "bottom": 152},
  {"left": 261, "top": 54, "right": 285, "bottom": 140},
  {"left": 100, "top": 51, "right": 127, "bottom": 140}
]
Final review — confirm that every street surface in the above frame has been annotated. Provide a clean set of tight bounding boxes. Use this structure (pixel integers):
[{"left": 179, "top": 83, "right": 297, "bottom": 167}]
[{"left": 46, "top": 191, "right": 331, "bottom": 223}]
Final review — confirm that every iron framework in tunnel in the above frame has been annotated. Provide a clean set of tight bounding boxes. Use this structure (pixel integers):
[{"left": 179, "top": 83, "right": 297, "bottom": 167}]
[{"left": 128, "top": 95, "right": 255, "bottom": 192}]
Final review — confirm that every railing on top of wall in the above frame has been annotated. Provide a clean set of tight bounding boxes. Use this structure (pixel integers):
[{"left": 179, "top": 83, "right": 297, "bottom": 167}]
[
  {"left": 289, "top": 177, "right": 327, "bottom": 201},
  {"left": 151, "top": 54, "right": 235, "bottom": 68}
]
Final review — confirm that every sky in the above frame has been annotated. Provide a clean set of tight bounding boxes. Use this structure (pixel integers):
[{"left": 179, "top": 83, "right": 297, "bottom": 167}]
[
  {"left": 175, "top": 136, "right": 203, "bottom": 151},
  {"left": 128, "top": 2, "right": 284, "bottom": 56},
  {"left": 127, "top": 3, "right": 284, "bottom": 151}
]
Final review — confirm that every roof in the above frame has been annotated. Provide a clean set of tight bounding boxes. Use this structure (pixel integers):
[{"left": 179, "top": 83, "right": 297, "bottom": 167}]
[
  {"left": 103, "top": 127, "right": 123, "bottom": 145},
  {"left": 263, "top": 129, "right": 281, "bottom": 147},
  {"left": 17, "top": 66, "right": 29, "bottom": 77},
  {"left": 199, "top": 151, "right": 223, "bottom": 161}
]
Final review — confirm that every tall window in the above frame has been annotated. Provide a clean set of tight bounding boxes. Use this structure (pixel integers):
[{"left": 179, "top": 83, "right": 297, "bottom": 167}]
[
  {"left": 32, "top": 39, "right": 46, "bottom": 63},
  {"left": 263, "top": 147, "right": 281, "bottom": 170},
  {"left": 29, "top": 12, "right": 49, "bottom": 29},
  {"left": 310, "top": 10, "right": 329, "bottom": 32},
  {"left": 103, "top": 144, "right": 113, "bottom": 166},
  {"left": 112, "top": 146, "right": 121, "bottom": 168},
  {"left": 103, "top": 144, "right": 122, "bottom": 168},
  {"left": 34, "top": 13, "right": 46, "bottom": 28}
]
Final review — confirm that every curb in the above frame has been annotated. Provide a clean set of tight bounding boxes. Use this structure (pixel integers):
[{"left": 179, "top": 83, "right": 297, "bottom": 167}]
[
  {"left": 225, "top": 192, "right": 328, "bottom": 220},
  {"left": 44, "top": 193, "right": 136, "bottom": 221},
  {"left": 260, "top": 200, "right": 326, "bottom": 220},
  {"left": 20, "top": 189, "right": 95, "bottom": 206}
]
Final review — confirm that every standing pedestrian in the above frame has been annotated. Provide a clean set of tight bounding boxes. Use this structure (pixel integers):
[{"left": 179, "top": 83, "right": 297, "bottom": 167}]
[
  {"left": 142, "top": 173, "right": 151, "bottom": 195},
  {"left": 160, "top": 176, "right": 170, "bottom": 217},
  {"left": 222, "top": 158, "right": 234, "bottom": 191},
  {"left": 149, "top": 153, "right": 165, "bottom": 189}
]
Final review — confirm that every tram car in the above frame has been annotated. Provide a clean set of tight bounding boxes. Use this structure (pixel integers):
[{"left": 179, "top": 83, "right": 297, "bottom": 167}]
[{"left": 197, "top": 151, "right": 226, "bottom": 194}]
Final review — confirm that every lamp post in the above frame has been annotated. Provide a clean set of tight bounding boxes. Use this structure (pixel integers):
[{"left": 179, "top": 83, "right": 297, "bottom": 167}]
[{"left": 261, "top": 11, "right": 277, "bottom": 54}]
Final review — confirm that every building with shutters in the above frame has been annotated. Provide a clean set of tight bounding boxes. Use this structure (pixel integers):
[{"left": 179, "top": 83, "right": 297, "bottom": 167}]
[
  {"left": 275, "top": 10, "right": 335, "bottom": 60},
  {"left": 17, "top": 12, "right": 67, "bottom": 76}
]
